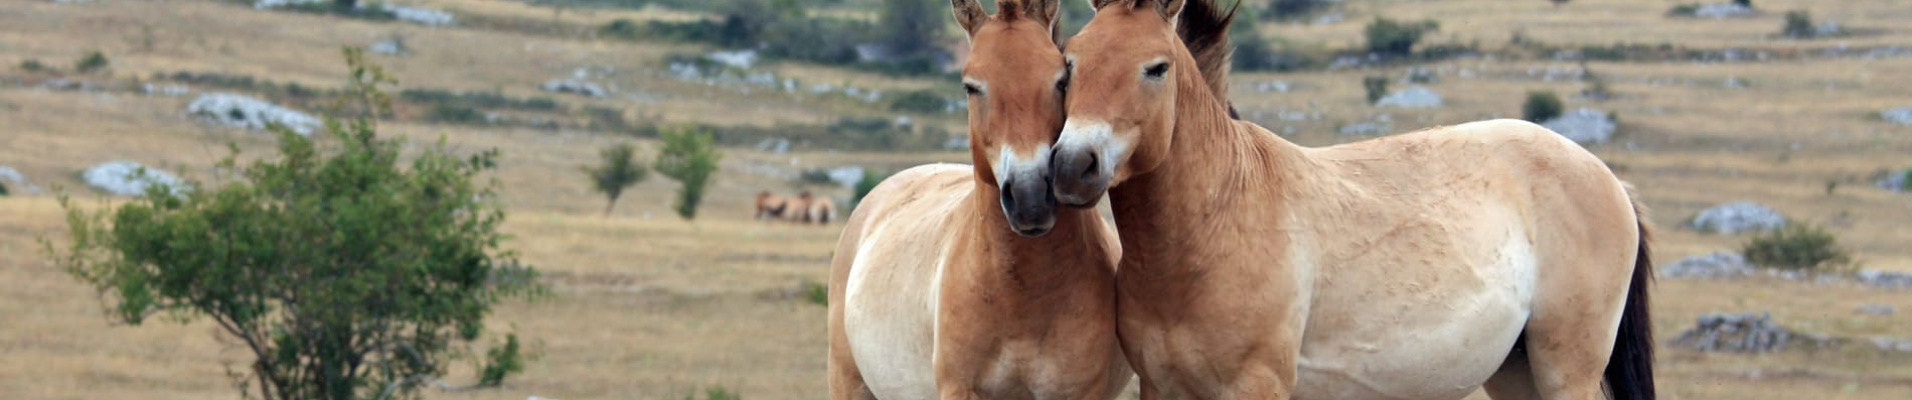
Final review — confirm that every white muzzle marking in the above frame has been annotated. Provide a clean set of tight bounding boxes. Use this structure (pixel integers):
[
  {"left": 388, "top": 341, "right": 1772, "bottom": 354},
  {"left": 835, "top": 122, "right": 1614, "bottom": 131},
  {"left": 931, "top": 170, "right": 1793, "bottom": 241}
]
[
  {"left": 1056, "top": 119, "right": 1125, "bottom": 180},
  {"left": 996, "top": 143, "right": 1053, "bottom": 189}
]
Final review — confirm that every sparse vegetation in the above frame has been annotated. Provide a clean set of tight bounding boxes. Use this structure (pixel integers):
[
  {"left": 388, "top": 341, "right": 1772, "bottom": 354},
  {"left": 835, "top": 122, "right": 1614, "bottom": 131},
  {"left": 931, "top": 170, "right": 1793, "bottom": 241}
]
[
  {"left": 887, "top": 89, "right": 949, "bottom": 114},
  {"left": 585, "top": 142, "right": 651, "bottom": 216},
  {"left": 687, "top": 385, "right": 743, "bottom": 400},
  {"left": 852, "top": 168, "right": 887, "bottom": 211},
  {"left": 1231, "top": 7, "right": 1281, "bottom": 72},
  {"left": 804, "top": 281, "right": 827, "bottom": 306},
  {"left": 1780, "top": 10, "right": 1817, "bottom": 39},
  {"left": 1263, "top": 0, "right": 1330, "bottom": 21},
  {"left": 1581, "top": 62, "right": 1613, "bottom": 101},
  {"left": 73, "top": 51, "right": 108, "bottom": 74},
  {"left": 1742, "top": 224, "right": 1851, "bottom": 270},
  {"left": 656, "top": 126, "right": 721, "bottom": 220},
  {"left": 1363, "top": 17, "right": 1440, "bottom": 57},
  {"left": 44, "top": 50, "right": 536, "bottom": 400},
  {"left": 19, "top": 59, "right": 50, "bottom": 72},
  {"left": 797, "top": 168, "right": 836, "bottom": 186},
  {"left": 1523, "top": 90, "right": 1565, "bottom": 122},
  {"left": 0, "top": 181, "right": 9, "bottom": 196},
  {"left": 1363, "top": 76, "right": 1389, "bottom": 104}
]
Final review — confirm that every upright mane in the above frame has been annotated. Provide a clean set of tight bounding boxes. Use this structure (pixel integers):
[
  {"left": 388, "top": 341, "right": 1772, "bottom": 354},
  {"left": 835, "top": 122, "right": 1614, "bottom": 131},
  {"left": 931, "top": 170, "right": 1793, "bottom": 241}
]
[{"left": 1174, "top": 0, "right": 1238, "bottom": 114}]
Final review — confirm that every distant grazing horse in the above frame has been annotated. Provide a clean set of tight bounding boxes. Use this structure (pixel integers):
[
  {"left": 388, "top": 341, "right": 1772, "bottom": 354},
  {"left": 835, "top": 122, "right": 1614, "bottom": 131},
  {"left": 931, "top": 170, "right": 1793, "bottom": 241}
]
[
  {"left": 1047, "top": 1, "right": 1655, "bottom": 400},
  {"left": 806, "top": 196, "right": 837, "bottom": 224},
  {"left": 827, "top": 0, "right": 1129, "bottom": 399},
  {"left": 756, "top": 191, "right": 789, "bottom": 220}
]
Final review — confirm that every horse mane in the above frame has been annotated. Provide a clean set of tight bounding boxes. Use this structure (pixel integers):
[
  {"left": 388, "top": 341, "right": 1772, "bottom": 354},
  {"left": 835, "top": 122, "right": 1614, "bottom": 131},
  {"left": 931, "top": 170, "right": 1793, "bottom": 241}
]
[{"left": 1175, "top": 0, "right": 1239, "bottom": 117}]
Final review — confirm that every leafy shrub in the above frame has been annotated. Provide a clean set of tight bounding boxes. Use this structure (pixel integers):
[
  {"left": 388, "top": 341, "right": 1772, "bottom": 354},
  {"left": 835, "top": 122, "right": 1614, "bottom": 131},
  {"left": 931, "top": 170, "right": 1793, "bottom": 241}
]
[
  {"left": 19, "top": 59, "right": 50, "bottom": 72},
  {"left": 584, "top": 142, "right": 650, "bottom": 215},
  {"left": 583, "top": 106, "right": 631, "bottom": 132},
  {"left": 798, "top": 168, "right": 836, "bottom": 186},
  {"left": 852, "top": 168, "right": 887, "bottom": 210},
  {"left": 73, "top": 51, "right": 109, "bottom": 73},
  {"left": 1362, "top": 76, "right": 1389, "bottom": 104},
  {"left": 478, "top": 334, "right": 525, "bottom": 386},
  {"left": 1733, "top": 0, "right": 1752, "bottom": 7},
  {"left": 1363, "top": 17, "right": 1439, "bottom": 57},
  {"left": 804, "top": 280, "right": 827, "bottom": 306},
  {"left": 1781, "top": 10, "right": 1816, "bottom": 39},
  {"left": 1666, "top": 4, "right": 1700, "bottom": 17},
  {"left": 1742, "top": 224, "right": 1850, "bottom": 270},
  {"left": 47, "top": 49, "right": 536, "bottom": 400},
  {"left": 888, "top": 89, "right": 948, "bottom": 114},
  {"left": 1523, "top": 91, "right": 1565, "bottom": 122},
  {"left": 656, "top": 126, "right": 721, "bottom": 220},
  {"left": 429, "top": 103, "right": 487, "bottom": 125},
  {"left": 0, "top": 181, "right": 9, "bottom": 196},
  {"left": 1263, "top": 0, "right": 1329, "bottom": 20}
]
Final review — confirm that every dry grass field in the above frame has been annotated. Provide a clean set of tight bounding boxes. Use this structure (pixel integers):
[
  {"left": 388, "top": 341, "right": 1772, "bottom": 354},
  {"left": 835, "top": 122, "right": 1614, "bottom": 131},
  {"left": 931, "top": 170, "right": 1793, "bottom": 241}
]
[{"left": 2, "top": 0, "right": 1911, "bottom": 399}]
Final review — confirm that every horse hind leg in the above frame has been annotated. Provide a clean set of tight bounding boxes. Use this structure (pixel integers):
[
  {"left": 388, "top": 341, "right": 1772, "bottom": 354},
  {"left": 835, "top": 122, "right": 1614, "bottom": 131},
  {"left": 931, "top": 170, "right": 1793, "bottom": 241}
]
[{"left": 1482, "top": 336, "right": 1541, "bottom": 400}]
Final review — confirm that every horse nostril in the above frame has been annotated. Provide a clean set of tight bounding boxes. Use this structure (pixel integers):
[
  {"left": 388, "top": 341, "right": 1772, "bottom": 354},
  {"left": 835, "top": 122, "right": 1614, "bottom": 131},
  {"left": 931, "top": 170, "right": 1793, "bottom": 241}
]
[
  {"left": 1000, "top": 180, "right": 1016, "bottom": 206},
  {"left": 1080, "top": 153, "right": 1099, "bottom": 182}
]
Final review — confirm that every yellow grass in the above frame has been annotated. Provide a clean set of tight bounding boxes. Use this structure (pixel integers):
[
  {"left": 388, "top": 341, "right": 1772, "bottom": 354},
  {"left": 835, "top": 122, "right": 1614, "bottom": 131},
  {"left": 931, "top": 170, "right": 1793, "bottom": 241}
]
[{"left": 3, "top": 0, "right": 1912, "bottom": 398}]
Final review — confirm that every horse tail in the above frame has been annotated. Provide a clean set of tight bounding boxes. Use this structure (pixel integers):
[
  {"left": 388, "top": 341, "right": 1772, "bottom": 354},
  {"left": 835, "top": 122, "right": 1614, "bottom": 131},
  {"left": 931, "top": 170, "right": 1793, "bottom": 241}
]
[{"left": 1605, "top": 185, "right": 1656, "bottom": 400}]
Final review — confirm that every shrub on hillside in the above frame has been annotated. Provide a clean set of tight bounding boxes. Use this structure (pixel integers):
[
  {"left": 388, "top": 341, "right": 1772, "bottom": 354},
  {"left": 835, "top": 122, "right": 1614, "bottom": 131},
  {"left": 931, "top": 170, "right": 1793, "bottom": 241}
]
[
  {"left": 429, "top": 103, "right": 487, "bottom": 125},
  {"left": 1363, "top": 76, "right": 1389, "bottom": 104},
  {"left": 47, "top": 49, "right": 535, "bottom": 400},
  {"left": 74, "top": 51, "right": 109, "bottom": 74},
  {"left": 1232, "top": 7, "right": 1281, "bottom": 71},
  {"left": 655, "top": 126, "right": 721, "bottom": 220},
  {"left": 1742, "top": 224, "right": 1850, "bottom": 270},
  {"left": 19, "top": 59, "right": 50, "bottom": 72},
  {"left": 0, "top": 181, "right": 9, "bottom": 196},
  {"left": 852, "top": 168, "right": 887, "bottom": 211},
  {"left": 1263, "top": 0, "right": 1330, "bottom": 20},
  {"left": 1523, "top": 91, "right": 1565, "bottom": 122},
  {"left": 888, "top": 89, "right": 949, "bottom": 114},
  {"left": 1364, "top": 17, "right": 1439, "bottom": 57},
  {"left": 1780, "top": 10, "right": 1816, "bottom": 39},
  {"left": 584, "top": 142, "right": 650, "bottom": 216}
]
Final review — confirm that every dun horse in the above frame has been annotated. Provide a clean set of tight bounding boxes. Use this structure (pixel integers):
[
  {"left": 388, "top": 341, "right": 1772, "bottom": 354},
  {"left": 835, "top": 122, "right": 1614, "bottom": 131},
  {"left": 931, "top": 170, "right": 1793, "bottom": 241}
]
[
  {"left": 1049, "top": 1, "right": 1654, "bottom": 399},
  {"left": 827, "top": 0, "right": 1129, "bottom": 399}
]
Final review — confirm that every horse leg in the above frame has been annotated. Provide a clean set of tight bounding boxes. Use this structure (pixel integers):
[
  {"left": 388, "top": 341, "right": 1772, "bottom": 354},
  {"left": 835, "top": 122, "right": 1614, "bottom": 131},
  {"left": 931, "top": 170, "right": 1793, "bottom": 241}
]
[
  {"left": 828, "top": 328, "right": 875, "bottom": 400},
  {"left": 1521, "top": 277, "right": 1631, "bottom": 400},
  {"left": 1482, "top": 340, "right": 1541, "bottom": 400}
]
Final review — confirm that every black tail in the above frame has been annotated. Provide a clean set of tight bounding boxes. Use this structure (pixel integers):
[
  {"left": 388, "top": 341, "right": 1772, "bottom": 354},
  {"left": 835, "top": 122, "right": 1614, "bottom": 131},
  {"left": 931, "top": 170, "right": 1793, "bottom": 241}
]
[{"left": 1605, "top": 197, "right": 1656, "bottom": 400}]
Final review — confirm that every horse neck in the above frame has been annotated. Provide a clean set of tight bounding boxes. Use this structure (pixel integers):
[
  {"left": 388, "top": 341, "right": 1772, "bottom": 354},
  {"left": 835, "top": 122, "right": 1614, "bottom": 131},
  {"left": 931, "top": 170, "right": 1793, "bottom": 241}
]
[
  {"left": 1108, "top": 50, "right": 1313, "bottom": 271},
  {"left": 962, "top": 177, "right": 1115, "bottom": 291}
]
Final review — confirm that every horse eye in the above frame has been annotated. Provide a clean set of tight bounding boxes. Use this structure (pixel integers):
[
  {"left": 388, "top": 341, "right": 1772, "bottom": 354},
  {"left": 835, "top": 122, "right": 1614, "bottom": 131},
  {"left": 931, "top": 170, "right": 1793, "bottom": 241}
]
[
  {"left": 1143, "top": 62, "right": 1170, "bottom": 80},
  {"left": 1055, "top": 75, "right": 1069, "bottom": 94},
  {"left": 964, "top": 83, "right": 981, "bottom": 96}
]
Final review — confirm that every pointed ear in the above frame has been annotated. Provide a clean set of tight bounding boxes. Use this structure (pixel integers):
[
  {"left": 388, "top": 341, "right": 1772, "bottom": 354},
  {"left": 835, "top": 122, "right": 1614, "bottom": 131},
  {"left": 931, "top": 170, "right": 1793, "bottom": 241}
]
[
  {"left": 1028, "top": 0, "right": 1062, "bottom": 44},
  {"left": 1089, "top": 0, "right": 1122, "bottom": 11},
  {"left": 952, "top": 0, "right": 987, "bottom": 36},
  {"left": 1145, "top": 0, "right": 1185, "bottom": 26}
]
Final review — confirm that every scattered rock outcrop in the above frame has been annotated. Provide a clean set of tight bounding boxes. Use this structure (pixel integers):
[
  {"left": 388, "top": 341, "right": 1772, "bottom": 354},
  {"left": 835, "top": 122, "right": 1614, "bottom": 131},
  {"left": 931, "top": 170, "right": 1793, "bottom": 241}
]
[
  {"left": 1670, "top": 313, "right": 1833, "bottom": 353},
  {"left": 1856, "top": 269, "right": 1912, "bottom": 290},
  {"left": 1885, "top": 107, "right": 1912, "bottom": 126},
  {"left": 1375, "top": 86, "right": 1442, "bottom": 109},
  {"left": 1661, "top": 251, "right": 1754, "bottom": 279},
  {"left": 1542, "top": 108, "right": 1617, "bottom": 145},
  {"left": 84, "top": 161, "right": 187, "bottom": 196},
  {"left": 187, "top": 93, "right": 321, "bottom": 136},
  {"left": 1688, "top": 201, "right": 1786, "bottom": 234}
]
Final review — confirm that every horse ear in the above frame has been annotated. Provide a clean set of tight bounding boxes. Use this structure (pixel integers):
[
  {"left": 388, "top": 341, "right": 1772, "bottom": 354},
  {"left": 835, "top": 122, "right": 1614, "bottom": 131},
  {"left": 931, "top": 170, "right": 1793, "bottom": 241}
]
[
  {"left": 1088, "top": 0, "right": 1122, "bottom": 11},
  {"left": 952, "top": 0, "right": 988, "bottom": 36},
  {"left": 1156, "top": 0, "right": 1186, "bottom": 25},
  {"left": 1028, "top": 0, "right": 1062, "bottom": 43}
]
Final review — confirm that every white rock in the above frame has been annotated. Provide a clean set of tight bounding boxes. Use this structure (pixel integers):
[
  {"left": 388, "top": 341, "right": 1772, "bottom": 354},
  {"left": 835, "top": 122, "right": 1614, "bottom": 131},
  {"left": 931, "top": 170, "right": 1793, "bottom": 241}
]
[
  {"left": 0, "top": 166, "right": 38, "bottom": 195},
  {"left": 1337, "top": 121, "right": 1389, "bottom": 136},
  {"left": 827, "top": 166, "right": 865, "bottom": 190},
  {"left": 1542, "top": 108, "right": 1617, "bottom": 145},
  {"left": 386, "top": 5, "right": 454, "bottom": 27},
  {"left": 84, "top": 161, "right": 187, "bottom": 197},
  {"left": 706, "top": 50, "right": 758, "bottom": 70},
  {"left": 1375, "top": 86, "right": 1443, "bottom": 108},
  {"left": 369, "top": 38, "right": 408, "bottom": 55},
  {"left": 1692, "top": 3, "right": 1754, "bottom": 19},
  {"left": 1688, "top": 201, "right": 1787, "bottom": 234},
  {"left": 540, "top": 79, "right": 607, "bottom": 98},
  {"left": 187, "top": 93, "right": 321, "bottom": 136},
  {"left": 1883, "top": 107, "right": 1912, "bottom": 126},
  {"left": 253, "top": 0, "right": 323, "bottom": 9},
  {"left": 1660, "top": 251, "right": 1754, "bottom": 279}
]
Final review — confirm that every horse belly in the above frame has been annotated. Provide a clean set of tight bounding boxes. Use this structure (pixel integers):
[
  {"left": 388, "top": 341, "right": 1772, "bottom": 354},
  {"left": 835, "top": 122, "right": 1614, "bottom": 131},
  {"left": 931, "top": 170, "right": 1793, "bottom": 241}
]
[
  {"left": 1295, "top": 237, "right": 1536, "bottom": 400},
  {"left": 843, "top": 224, "right": 945, "bottom": 400}
]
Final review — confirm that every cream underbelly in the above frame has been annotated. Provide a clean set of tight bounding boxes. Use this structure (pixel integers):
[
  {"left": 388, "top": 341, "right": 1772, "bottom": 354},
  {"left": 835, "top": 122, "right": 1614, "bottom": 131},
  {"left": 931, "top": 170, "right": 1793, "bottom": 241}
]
[
  {"left": 844, "top": 222, "right": 946, "bottom": 400},
  {"left": 1293, "top": 233, "right": 1537, "bottom": 400}
]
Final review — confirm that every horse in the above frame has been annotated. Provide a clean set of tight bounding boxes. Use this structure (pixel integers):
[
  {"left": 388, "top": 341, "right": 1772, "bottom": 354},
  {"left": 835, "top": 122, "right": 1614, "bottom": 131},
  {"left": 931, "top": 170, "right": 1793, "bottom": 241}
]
[
  {"left": 1047, "top": 1, "right": 1655, "bottom": 400},
  {"left": 827, "top": 1, "right": 1130, "bottom": 399},
  {"left": 756, "top": 190, "right": 789, "bottom": 220},
  {"left": 807, "top": 196, "right": 838, "bottom": 224},
  {"left": 787, "top": 191, "right": 815, "bottom": 223}
]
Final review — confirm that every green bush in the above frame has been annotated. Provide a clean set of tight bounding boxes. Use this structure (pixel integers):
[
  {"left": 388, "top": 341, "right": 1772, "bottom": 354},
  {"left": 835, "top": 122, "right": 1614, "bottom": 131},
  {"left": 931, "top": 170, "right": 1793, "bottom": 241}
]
[
  {"left": 852, "top": 168, "right": 887, "bottom": 211},
  {"left": 1781, "top": 10, "right": 1816, "bottom": 39},
  {"left": 74, "top": 51, "right": 109, "bottom": 74},
  {"left": 1363, "top": 17, "right": 1439, "bottom": 57},
  {"left": 798, "top": 168, "right": 836, "bottom": 186},
  {"left": 584, "top": 142, "right": 650, "bottom": 216},
  {"left": 1733, "top": 0, "right": 1752, "bottom": 7},
  {"left": 19, "top": 59, "right": 50, "bottom": 72},
  {"left": 1522, "top": 90, "right": 1565, "bottom": 122},
  {"left": 688, "top": 386, "right": 743, "bottom": 400},
  {"left": 1362, "top": 76, "right": 1389, "bottom": 104},
  {"left": 656, "top": 126, "right": 721, "bottom": 220},
  {"left": 804, "top": 280, "right": 827, "bottom": 306},
  {"left": 46, "top": 48, "right": 537, "bottom": 400},
  {"left": 0, "top": 181, "right": 9, "bottom": 196},
  {"left": 1263, "top": 0, "right": 1329, "bottom": 20},
  {"left": 1742, "top": 224, "right": 1850, "bottom": 270},
  {"left": 888, "top": 89, "right": 948, "bottom": 114},
  {"left": 429, "top": 103, "right": 488, "bottom": 125},
  {"left": 1666, "top": 4, "right": 1700, "bottom": 17}
]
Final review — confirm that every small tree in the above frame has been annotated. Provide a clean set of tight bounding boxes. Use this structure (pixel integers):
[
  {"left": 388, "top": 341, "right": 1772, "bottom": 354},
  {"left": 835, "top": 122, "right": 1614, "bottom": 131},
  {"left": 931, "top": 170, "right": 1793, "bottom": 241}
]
[
  {"left": 851, "top": 168, "right": 887, "bottom": 211},
  {"left": 45, "top": 48, "right": 537, "bottom": 400},
  {"left": 1362, "top": 76, "right": 1389, "bottom": 104},
  {"left": 583, "top": 142, "right": 650, "bottom": 216},
  {"left": 1743, "top": 224, "right": 1850, "bottom": 270},
  {"left": 1364, "top": 17, "right": 1439, "bottom": 57},
  {"left": 74, "top": 51, "right": 109, "bottom": 74},
  {"left": 1523, "top": 90, "right": 1565, "bottom": 122},
  {"left": 1781, "top": 10, "right": 1815, "bottom": 39},
  {"left": 655, "top": 127, "right": 721, "bottom": 220}
]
